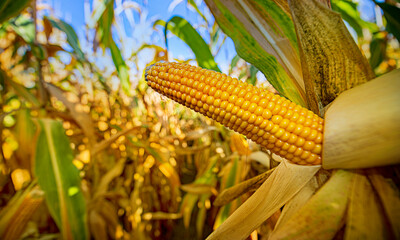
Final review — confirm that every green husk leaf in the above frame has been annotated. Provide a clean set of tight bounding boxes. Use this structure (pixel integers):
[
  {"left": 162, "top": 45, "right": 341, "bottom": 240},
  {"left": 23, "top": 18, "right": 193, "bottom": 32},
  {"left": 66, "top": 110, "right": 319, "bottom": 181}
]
[
  {"left": 204, "top": 0, "right": 306, "bottom": 107},
  {"left": 155, "top": 16, "right": 220, "bottom": 72}
]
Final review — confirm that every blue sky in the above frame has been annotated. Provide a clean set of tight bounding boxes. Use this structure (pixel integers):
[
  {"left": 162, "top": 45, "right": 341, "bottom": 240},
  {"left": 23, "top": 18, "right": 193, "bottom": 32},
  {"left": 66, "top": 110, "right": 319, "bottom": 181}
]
[
  {"left": 47, "top": 0, "right": 377, "bottom": 77},
  {"left": 49, "top": 0, "right": 236, "bottom": 73}
]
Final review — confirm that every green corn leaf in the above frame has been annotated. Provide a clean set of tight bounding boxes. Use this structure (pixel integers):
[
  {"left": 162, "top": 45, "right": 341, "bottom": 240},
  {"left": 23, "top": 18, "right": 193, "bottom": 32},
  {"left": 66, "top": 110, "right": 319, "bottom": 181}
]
[
  {"left": 0, "top": 0, "right": 32, "bottom": 24},
  {"left": 45, "top": 17, "right": 86, "bottom": 62},
  {"left": 3, "top": 71, "right": 41, "bottom": 107},
  {"left": 9, "top": 15, "right": 35, "bottom": 43},
  {"left": 109, "top": 40, "right": 130, "bottom": 94},
  {"left": 94, "top": 0, "right": 130, "bottom": 94},
  {"left": 204, "top": 0, "right": 306, "bottom": 107},
  {"left": 34, "top": 119, "right": 88, "bottom": 240},
  {"left": 375, "top": 1, "right": 400, "bottom": 41},
  {"left": 155, "top": 16, "right": 220, "bottom": 72},
  {"left": 369, "top": 31, "right": 387, "bottom": 70},
  {"left": 331, "top": 0, "right": 378, "bottom": 38}
]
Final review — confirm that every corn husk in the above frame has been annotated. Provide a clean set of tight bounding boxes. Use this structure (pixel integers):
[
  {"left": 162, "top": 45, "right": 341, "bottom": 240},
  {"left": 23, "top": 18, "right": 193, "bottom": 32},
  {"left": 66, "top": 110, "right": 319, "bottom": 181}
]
[
  {"left": 269, "top": 170, "right": 354, "bottom": 240},
  {"left": 323, "top": 69, "right": 400, "bottom": 169},
  {"left": 206, "top": 161, "right": 320, "bottom": 240}
]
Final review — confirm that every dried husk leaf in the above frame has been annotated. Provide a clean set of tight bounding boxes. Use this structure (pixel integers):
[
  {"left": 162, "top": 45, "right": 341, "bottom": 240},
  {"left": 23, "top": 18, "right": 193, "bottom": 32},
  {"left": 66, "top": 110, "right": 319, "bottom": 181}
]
[
  {"left": 269, "top": 170, "right": 354, "bottom": 240},
  {"left": 367, "top": 168, "right": 400, "bottom": 239},
  {"left": 213, "top": 168, "right": 275, "bottom": 206},
  {"left": 345, "top": 171, "right": 388, "bottom": 239},
  {"left": 273, "top": 176, "right": 319, "bottom": 231},
  {"left": 323, "top": 69, "right": 400, "bottom": 169},
  {"left": 1, "top": 186, "right": 44, "bottom": 240},
  {"left": 288, "top": 0, "right": 375, "bottom": 115},
  {"left": 207, "top": 161, "right": 320, "bottom": 240}
]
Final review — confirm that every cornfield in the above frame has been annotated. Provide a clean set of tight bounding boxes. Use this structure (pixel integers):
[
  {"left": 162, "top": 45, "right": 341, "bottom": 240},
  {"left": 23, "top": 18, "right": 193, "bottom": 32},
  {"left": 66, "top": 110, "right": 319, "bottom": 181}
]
[{"left": 0, "top": 0, "right": 399, "bottom": 240}]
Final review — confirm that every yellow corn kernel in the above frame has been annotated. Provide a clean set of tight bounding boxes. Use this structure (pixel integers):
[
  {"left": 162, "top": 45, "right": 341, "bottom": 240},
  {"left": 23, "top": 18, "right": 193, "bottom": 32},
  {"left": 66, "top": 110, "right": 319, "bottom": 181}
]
[{"left": 145, "top": 62, "right": 324, "bottom": 165}]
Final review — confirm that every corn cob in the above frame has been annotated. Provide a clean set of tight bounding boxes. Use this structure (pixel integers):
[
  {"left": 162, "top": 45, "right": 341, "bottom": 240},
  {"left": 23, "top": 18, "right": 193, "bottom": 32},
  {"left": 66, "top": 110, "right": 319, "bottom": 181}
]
[{"left": 145, "top": 62, "right": 323, "bottom": 165}]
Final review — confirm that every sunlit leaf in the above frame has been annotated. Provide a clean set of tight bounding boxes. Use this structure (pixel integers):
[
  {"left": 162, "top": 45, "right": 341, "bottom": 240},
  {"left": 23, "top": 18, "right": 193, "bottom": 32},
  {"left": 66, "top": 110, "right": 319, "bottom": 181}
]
[
  {"left": 34, "top": 119, "right": 88, "bottom": 240},
  {"left": 155, "top": 16, "right": 220, "bottom": 72},
  {"left": 204, "top": 0, "right": 306, "bottom": 107}
]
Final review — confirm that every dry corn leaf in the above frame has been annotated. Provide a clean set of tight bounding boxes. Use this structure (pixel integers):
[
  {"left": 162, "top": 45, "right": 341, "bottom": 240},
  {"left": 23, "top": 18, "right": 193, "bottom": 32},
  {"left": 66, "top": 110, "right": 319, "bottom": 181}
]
[
  {"left": 180, "top": 183, "right": 216, "bottom": 195},
  {"left": 213, "top": 168, "right": 275, "bottom": 207},
  {"left": 159, "top": 162, "right": 181, "bottom": 187},
  {"left": 89, "top": 210, "right": 108, "bottom": 240},
  {"left": 345, "top": 172, "right": 388, "bottom": 239},
  {"left": 230, "top": 133, "right": 252, "bottom": 156},
  {"left": 0, "top": 184, "right": 43, "bottom": 239},
  {"left": 142, "top": 211, "right": 182, "bottom": 221},
  {"left": 288, "top": 0, "right": 374, "bottom": 114},
  {"left": 270, "top": 170, "right": 354, "bottom": 240},
  {"left": 91, "top": 127, "right": 135, "bottom": 156},
  {"left": 46, "top": 83, "right": 96, "bottom": 145},
  {"left": 207, "top": 161, "right": 320, "bottom": 240},
  {"left": 93, "top": 158, "right": 126, "bottom": 200},
  {"left": 274, "top": 176, "right": 319, "bottom": 231},
  {"left": 367, "top": 168, "right": 400, "bottom": 239}
]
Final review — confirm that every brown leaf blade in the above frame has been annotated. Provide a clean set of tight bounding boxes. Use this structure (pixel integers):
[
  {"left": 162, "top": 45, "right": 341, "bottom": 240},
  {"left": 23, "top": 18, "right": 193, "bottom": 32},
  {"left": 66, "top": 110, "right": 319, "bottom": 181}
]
[{"left": 288, "top": 0, "right": 375, "bottom": 115}]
